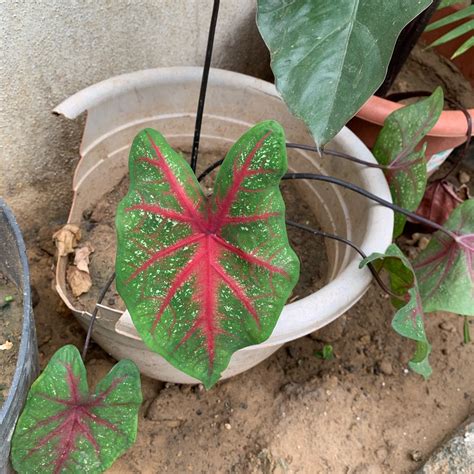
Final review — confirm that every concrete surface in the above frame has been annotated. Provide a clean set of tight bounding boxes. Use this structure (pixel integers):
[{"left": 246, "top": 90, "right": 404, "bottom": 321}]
[{"left": 0, "top": 0, "right": 270, "bottom": 236}]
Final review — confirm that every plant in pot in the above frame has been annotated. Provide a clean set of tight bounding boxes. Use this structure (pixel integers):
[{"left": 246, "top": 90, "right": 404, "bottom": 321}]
[
  {"left": 349, "top": 0, "right": 474, "bottom": 171},
  {"left": 10, "top": 1, "right": 474, "bottom": 472}
]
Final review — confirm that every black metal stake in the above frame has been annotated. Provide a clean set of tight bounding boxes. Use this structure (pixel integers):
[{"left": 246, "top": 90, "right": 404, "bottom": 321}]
[
  {"left": 190, "top": 0, "right": 220, "bottom": 173},
  {"left": 82, "top": 271, "right": 116, "bottom": 361}
]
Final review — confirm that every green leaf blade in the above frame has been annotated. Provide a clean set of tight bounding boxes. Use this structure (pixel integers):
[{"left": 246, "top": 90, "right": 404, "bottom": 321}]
[
  {"left": 361, "top": 244, "right": 432, "bottom": 378},
  {"left": 426, "top": 5, "right": 474, "bottom": 31},
  {"left": 414, "top": 199, "right": 474, "bottom": 316},
  {"left": 116, "top": 122, "right": 300, "bottom": 388},
  {"left": 427, "top": 19, "right": 474, "bottom": 49},
  {"left": 257, "top": 0, "right": 432, "bottom": 145},
  {"left": 373, "top": 88, "right": 444, "bottom": 237},
  {"left": 11, "top": 345, "right": 142, "bottom": 474}
]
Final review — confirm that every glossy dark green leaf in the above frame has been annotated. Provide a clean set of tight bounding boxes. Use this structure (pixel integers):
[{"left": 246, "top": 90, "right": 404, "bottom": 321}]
[
  {"left": 257, "top": 0, "right": 432, "bottom": 145},
  {"left": 11, "top": 345, "right": 142, "bottom": 474},
  {"left": 373, "top": 88, "right": 444, "bottom": 237},
  {"left": 361, "top": 244, "right": 431, "bottom": 378}
]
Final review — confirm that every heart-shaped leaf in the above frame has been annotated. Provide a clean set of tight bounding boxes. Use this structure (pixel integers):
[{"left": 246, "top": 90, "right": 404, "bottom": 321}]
[
  {"left": 414, "top": 199, "right": 474, "bottom": 316},
  {"left": 115, "top": 121, "right": 300, "bottom": 388},
  {"left": 11, "top": 345, "right": 142, "bottom": 474},
  {"left": 256, "top": 0, "right": 432, "bottom": 146},
  {"left": 361, "top": 244, "right": 431, "bottom": 378},
  {"left": 373, "top": 88, "right": 444, "bottom": 237}
]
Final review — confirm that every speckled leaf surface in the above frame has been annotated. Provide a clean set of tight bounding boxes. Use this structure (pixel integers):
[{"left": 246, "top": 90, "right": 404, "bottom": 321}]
[
  {"left": 115, "top": 121, "right": 300, "bottom": 388},
  {"left": 373, "top": 88, "right": 444, "bottom": 237},
  {"left": 414, "top": 199, "right": 474, "bottom": 316},
  {"left": 11, "top": 345, "right": 142, "bottom": 474},
  {"left": 256, "top": 0, "right": 432, "bottom": 145},
  {"left": 361, "top": 244, "right": 431, "bottom": 378}
]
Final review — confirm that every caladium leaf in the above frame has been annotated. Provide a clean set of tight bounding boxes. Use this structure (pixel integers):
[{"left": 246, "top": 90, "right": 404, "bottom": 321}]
[
  {"left": 256, "top": 0, "right": 432, "bottom": 146},
  {"left": 11, "top": 345, "right": 141, "bottom": 474},
  {"left": 115, "top": 121, "right": 300, "bottom": 388},
  {"left": 373, "top": 88, "right": 444, "bottom": 237},
  {"left": 414, "top": 199, "right": 474, "bottom": 316},
  {"left": 360, "top": 244, "right": 431, "bottom": 378}
]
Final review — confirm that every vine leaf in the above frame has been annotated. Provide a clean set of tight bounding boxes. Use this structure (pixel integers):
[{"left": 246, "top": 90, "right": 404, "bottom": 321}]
[
  {"left": 256, "top": 0, "right": 432, "bottom": 146},
  {"left": 414, "top": 199, "right": 474, "bottom": 316},
  {"left": 360, "top": 244, "right": 431, "bottom": 378},
  {"left": 373, "top": 88, "right": 444, "bottom": 237},
  {"left": 11, "top": 345, "right": 142, "bottom": 474},
  {"left": 115, "top": 121, "right": 300, "bottom": 388}
]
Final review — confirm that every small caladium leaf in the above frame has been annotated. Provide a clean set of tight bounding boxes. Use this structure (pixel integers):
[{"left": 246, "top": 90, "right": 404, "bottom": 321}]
[
  {"left": 360, "top": 244, "right": 431, "bottom": 378},
  {"left": 115, "top": 121, "right": 300, "bottom": 388},
  {"left": 373, "top": 88, "right": 444, "bottom": 237},
  {"left": 11, "top": 345, "right": 142, "bottom": 474},
  {"left": 414, "top": 199, "right": 474, "bottom": 316}
]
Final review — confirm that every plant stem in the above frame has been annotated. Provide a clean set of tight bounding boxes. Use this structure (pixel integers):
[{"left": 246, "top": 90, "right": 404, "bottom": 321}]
[
  {"left": 197, "top": 157, "right": 224, "bottom": 182},
  {"left": 81, "top": 271, "right": 116, "bottom": 361},
  {"left": 286, "top": 142, "right": 388, "bottom": 169},
  {"left": 282, "top": 173, "right": 457, "bottom": 240},
  {"left": 286, "top": 219, "right": 402, "bottom": 300},
  {"left": 464, "top": 316, "right": 471, "bottom": 344},
  {"left": 376, "top": 0, "right": 442, "bottom": 96},
  {"left": 190, "top": 0, "right": 220, "bottom": 174}
]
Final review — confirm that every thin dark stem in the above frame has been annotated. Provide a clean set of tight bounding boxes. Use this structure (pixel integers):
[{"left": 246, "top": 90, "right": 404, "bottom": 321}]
[
  {"left": 376, "top": 0, "right": 441, "bottom": 96},
  {"left": 197, "top": 157, "right": 224, "bottom": 182},
  {"left": 286, "top": 142, "right": 387, "bottom": 169},
  {"left": 282, "top": 173, "right": 457, "bottom": 240},
  {"left": 286, "top": 220, "right": 402, "bottom": 300},
  {"left": 82, "top": 271, "right": 116, "bottom": 361},
  {"left": 190, "top": 0, "right": 220, "bottom": 173}
]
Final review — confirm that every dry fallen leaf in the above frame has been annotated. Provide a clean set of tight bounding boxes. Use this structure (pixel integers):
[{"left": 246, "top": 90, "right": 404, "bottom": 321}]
[
  {"left": 53, "top": 224, "right": 82, "bottom": 257},
  {"left": 67, "top": 265, "right": 92, "bottom": 297},
  {"left": 0, "top": 340, "right": 13, "bottom": 351},
  {"left": 74, "top": 242, "right": 94, "bottom": 274}
]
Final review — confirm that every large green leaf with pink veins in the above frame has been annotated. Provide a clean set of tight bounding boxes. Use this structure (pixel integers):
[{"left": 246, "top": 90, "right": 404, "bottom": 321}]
[
  {"left": 115, "top": 121, "right": 300, "bottom": 388},
  {"left": 11, "top": 345, "right": 141, "bottom": 474},
  {"left": 414, "top": 199, "right": 474, "bottom": 316}
]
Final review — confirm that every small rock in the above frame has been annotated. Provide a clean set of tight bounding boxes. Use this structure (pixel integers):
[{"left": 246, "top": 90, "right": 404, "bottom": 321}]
[
  {"left": 310, "top": 316, "right": 347, "bottom": 342},
  {"left": 411, "top": 450, "right": 422, "bottom": 462},
  {"left": 224, "top": 423, "right": 232, "bottom": 430},
  {"left": 378, "top": 359, "right": 393, "bottom": 376},
  {"left": 359, "top": 334, "right": 371, "bottom": 346},
  {"left": 439, "top": 321, "right": 456, "bottom": 333},
  {"left": 459, "top": 170, "right": 470, "bottom": 184},
  {"left": 375, "top": 446, "right": 389, "bottom": 462}
]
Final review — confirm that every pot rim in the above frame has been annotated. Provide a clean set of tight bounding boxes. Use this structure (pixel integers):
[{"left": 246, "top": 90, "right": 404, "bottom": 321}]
[
  {"left": 0, "top": 199, "right": 35, "bottom": 420},
  {"left": 54, "top": 66, "right": 394, "bottom": 349}
]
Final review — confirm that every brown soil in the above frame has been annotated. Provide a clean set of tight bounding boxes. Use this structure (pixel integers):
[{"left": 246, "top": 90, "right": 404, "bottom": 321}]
[
  {"left": 0, "top": 272, "right": 23, "bottom": 403},
  {"left": 390, "top": 42, "right": 474, "bottom": 109},
  {"left": 68, "top": 154, "right": 328, "bottom": 314},
  {"left": 28, "top": 163, "right": 474, "bottom": 473}
]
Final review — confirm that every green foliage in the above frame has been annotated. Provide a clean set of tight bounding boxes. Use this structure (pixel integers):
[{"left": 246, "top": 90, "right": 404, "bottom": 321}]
[
  {"left": 414, "top": 199, "right": 474, "bottom": 316},
  {"left": 361, "top": 244, "right": 431, "bottom": 378},
  {"left": 426, "top": 5, "right": 474, "bottom": 58},
  {"left": 115, "top": 121, "right": 299, "bottom": 388},
  {"left": 315, "top": 344, "right": 334, "bottom": 361},
  {"left": 11, "top": 345, "right": 142, "bottom": 474},
  {"left": 373, "top": 88, "right": 444, "bottom": 237},
  {"left": 256, "top": 0, "right": 432, "bottom": 146}
]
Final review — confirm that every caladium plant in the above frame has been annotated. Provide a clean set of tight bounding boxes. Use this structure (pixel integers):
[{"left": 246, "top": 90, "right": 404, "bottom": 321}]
[
  {"left": 361, "top": 244, "right": 431, "bottom": 378},
  {"left": 373, "top": 88, "right": 444, "bottom": 237},
  {"left": 11, "top": 345, "right": 141, "bottom": 474},
  {"left": 115, "top": 121, "right": 300, "bottom": 388}
]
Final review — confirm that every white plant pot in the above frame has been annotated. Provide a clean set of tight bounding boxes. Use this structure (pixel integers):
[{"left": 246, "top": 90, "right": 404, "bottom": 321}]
[{"left": 54, "top": 67, "right": 393, "bottom": 384}]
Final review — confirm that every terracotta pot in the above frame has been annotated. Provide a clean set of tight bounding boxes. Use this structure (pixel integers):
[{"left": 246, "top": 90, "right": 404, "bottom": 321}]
[{"left": 349, "top": 4, "right": 473, "bottom": 172}]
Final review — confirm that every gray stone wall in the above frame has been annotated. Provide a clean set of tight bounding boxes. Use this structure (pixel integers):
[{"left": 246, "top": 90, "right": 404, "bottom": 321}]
[{"left": 0, "top": 0, "right": 269, "bottom": 235}]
